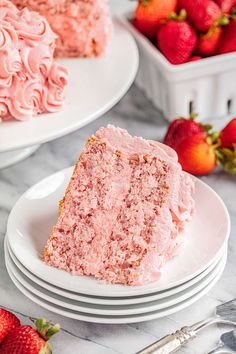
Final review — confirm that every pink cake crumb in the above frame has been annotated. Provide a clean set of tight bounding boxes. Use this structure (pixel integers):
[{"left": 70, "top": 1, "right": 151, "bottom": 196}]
[
  {"left": 43, "top": 125, "right": 195, "bottom": 286},
  {"left": 12, "top": 0, "right": 113, "bottom": 58}
]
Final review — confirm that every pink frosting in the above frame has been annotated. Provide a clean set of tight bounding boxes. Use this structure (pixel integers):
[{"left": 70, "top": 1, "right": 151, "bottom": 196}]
[
  {"left": 0, "top": 0, "right": 68, "bottom": 122},
  {"left": 12, "top": 0, "right": 112, "bottom": 58}
]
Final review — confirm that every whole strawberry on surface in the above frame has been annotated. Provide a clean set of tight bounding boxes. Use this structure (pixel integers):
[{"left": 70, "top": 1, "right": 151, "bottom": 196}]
[
  {"left": 157, "top": 9, "right": 197, "bottom": 64},
  {"left": 163, "top": 116, "right": 236, "bottom": 175},
  {"left": 0, "top": 309, "right": 20, "bottom": 345},
  {"left": 163, "top": 116, "right": 204, "bottom": 149},
  {"left": 0, "top": 316, "right": 60, "bottom": 354},
  {"left": 134, "top": 0, "right": 177, "bottom": 39},
  {"left": 174, "top": 132, "right": 218, "bottom": 175},
  {"left": 163, "top": 116, "right": 219, "bottom": 175},
  {"left": 178, "top": 0, "right": 223, "bottom": 32},
  {"left": 220, "top": 117, "right": 236, "bottom": 148},
  {"left": 217, "top": 118, "right": 236, "bottom": 173}
]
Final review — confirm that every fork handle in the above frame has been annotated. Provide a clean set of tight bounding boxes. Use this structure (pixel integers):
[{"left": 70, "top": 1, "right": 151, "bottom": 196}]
[
  {"left": 136, "top": 326, "right": 196, "bottom": 354},
  {"left": 207, "top": 349, "right": 222, "bottom": 354},
  {"left": 207, "top": 344, "right": 232, "bottom": 354}
]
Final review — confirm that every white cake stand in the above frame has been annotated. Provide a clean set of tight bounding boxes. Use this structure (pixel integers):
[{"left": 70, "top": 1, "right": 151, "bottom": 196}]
[{"left": 0, "top": 20, "right": 139, "bottom": 168}]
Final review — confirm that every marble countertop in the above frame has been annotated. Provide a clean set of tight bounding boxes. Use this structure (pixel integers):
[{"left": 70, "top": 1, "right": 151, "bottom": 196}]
[{"left": 0, "top": 1, "right": 235, "bottom": 353}]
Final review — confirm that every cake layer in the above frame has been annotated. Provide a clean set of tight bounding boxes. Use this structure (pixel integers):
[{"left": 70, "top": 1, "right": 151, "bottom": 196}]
[
  {"left": 43, "top": 126, "right": 195, "bottom": 285},
  {"left": 12, "top": 0, "right": 112, "bottom": 58},
  {"left": 0, "top": 0, "right": 68, "bottom": 121}
]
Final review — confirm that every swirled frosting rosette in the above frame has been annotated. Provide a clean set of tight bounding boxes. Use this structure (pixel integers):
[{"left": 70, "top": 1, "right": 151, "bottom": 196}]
[{"left": 0, "top": 0, "right": 68, "bottom": 122}]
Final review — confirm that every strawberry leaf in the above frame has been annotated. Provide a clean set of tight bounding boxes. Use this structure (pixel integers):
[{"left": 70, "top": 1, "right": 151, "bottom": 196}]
[
  {"left": 216, "top": 144, "right": 236, "bottom": 174},
  {"left": 32, "top": 317, "right": 60, "bottom": 341},
  {"left": 45, "top": 324, "right": 61, "bottom": 341},
  {"left": 202, "top": 124, "right": 213, "bottom": 132},
  {"left": 215, "top": 15, "right": 230, "bottom": 26},
  {"left": 168, "top": 9, "right": 187, "bottom": 21},
  {"left": 140, "top": 0, "right": 150, "bottom": 6},
  {"left": 210, "top": 131, "right": 221, "bottom": 144},
  {"left": 190, "top": 113, "right": 198, "bottom": 120}
]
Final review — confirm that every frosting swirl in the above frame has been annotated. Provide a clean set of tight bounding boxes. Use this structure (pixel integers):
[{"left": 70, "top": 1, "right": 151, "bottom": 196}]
[
  {"left": 8, "top": 75, "right": 44, "bottom": 120},
  {"left": 0, "top": 48, "right": 21, "bottom": 86},
  {"left": 0, "top": 1, "right": 68, "bottom": 122},
  {"left": 0, "top": 21, "right": 18, "bottom": 49},
  {"left": 21, "top": 45, "right": 53, "bottom": 78},
  {"left": 48, "top": 61, "right": 69, "bottom": 88},
  {"left": 42, "top": 61, "right": 69, "bottom": 112},
  {"left": 6, "top": 8, "right": 56, "bottom": 47},
  {"left": 42, "top": 84, "right": 65, "bottom": 113}
]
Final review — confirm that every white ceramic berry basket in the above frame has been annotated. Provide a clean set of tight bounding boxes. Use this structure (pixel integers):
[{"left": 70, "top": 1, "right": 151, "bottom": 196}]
[{"left": 119, "top": 13, "right": 236, "bottom": 122}]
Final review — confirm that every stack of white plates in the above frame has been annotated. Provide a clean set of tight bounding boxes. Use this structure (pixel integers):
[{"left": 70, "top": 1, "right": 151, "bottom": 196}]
[{"left": 5, "top": 167, "right": 230, "bottom": 324}]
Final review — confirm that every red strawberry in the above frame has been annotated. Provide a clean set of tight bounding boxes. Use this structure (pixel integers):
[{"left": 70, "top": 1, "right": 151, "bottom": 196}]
[
  {"left": 163, "top": 117, "right": 204, "bottom": 150},
  {"left": 0, "top": 309, "right": 20, "bottom": 344},
  {"left": 196, "top": 26, "right": 223, "bottom": 56},
  {"left": 187, "top": 56, "right": 202, "bottom": 62},
  {"left": 218, "top": 19, "right": 236, "bottom": 54},
  {"left": 175, "top": 132, "right": 217, "bottom": 175},
  {"left": 134, "top": 0, "right": 177, "bottom": 39},
  {"left": 220, "top": 118, "right": 236, "bottom": 148},
  {"left": 215, "top": 0, "right": 236, "bottom": 14},
  {"left": 217, "top": 118, "right": 236, "bottom": 173},
  {"left": 164, "top": 117, "right": 236, "bottom": 175},
  {"left": 0, "top": 317, "right": 60, "bottom": 354},
  {"left": 178, "top": 0, "right": 222, "bottom": 32},
  {"left": 163, "top": 116, "right": 220, "bottom": 175},
  {"left": 157, "top": 10, "right": 197, "bottom": 64}
]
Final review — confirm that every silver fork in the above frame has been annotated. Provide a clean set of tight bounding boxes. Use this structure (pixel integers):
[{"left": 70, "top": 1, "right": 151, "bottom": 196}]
[{"left": 136, "top": 299, "right": 236, "bottom": 354}]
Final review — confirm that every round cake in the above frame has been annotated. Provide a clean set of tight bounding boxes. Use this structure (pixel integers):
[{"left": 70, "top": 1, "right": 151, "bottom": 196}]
[{"left": 11, "top": 0, "right": 113, "bottom": 58}]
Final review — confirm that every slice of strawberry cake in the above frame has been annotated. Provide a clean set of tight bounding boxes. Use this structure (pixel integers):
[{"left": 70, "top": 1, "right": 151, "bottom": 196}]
[
  {"left": 43, "top": 125, "right": 195, "bottom": 286},
  {"left": 0, "top": 0, "right": 68, "bottom": 122},
  {"left": 12, "top": 0, "right": 113, "bottom": 58}
]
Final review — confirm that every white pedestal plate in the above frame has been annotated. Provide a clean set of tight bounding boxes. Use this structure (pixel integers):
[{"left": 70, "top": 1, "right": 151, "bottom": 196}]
[{"left": 0, "top": 20, "right": 139, "bottom": 169}]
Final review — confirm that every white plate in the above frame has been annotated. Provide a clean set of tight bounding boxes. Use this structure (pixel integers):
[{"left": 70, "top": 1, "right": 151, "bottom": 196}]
[
  {"left": 6, "top": 235, "right": 226, "bottom": 306},
  {"left": 0, "top": 20, "right": 138, "bottom": 152},
  {"left": 7, "top": 166, "right": 230, "bottom": 297},
  {"left": 6, "top": 257, "right": 226, "bottom": 324},
  {"left": 5, "top": 240, "right": 227, "bottom": 316}
]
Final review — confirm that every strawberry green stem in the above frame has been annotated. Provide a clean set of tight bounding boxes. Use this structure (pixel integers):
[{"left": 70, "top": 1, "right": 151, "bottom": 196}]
[
  {"left": 168, "top": 9, "right": 187, "bottom": 21},
  {"left": 140, "top": 0, "right": 150, "bottom": 5},
  {"left": 204, "top": 25, "right": 219, "bottom": 38},
  {"left": 215, "top": 14, "right": 230, "bottom": 26},
  {"left": 190, "top": 113, "right": 198, "bottom": 120},
  {"left": 45, "top": 324, "right": 61, "bottom": 341},
  {"left": 216, "top": 145, "right": 236, "bottom": 174},
  {"left": 31, "top": 317, "right": 60, "bottom": 341}
]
